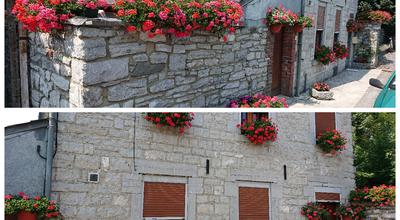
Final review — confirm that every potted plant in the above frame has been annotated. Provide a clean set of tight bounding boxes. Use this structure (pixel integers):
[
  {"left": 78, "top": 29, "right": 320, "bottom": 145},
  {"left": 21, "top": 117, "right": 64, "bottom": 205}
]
[
  {"left": 266, "top": 6, "right": 292, "bottom": 33},
  {"left": 295, "top": 15, "right": 313, "bottom": 32},
  {"left": 316, "top": 128, "right": 347, "bottom": 156},
  {"left": 300, "top": 202, "right": 329, "bottom": 220},
  {"left": 15, "top": 193, "right": 37, "bottom": 220},
  {"left": 76, "top": 0, "right": 109, "bottom": 18},
  {"left": 311, "top": 82, "right": 333, "bottom": 100},
  {"left": 237, "top": 116, "right": 278, "bottom": 145},
  {"left": 333, "top": 43, "right": 349, "bottom": 60},
  {"left": 5, "top": 195, "right": 18, "bottom": 220},
  {"left": 346, "top": 19, "right": 364, "bottom": 32},
  {"left": 315, "top": 46, "right": 336, "bottom": 65},
  {"left": 144, "top": 113, "right": 194, "bottom": 134},
  {"left": 354, "top": 47, "right": 374, "bottom": 63},
  {"left": 226, "top": 93, "right": 288, "bottom": 108},
  {"left": 368, "top": 10, "right": 393, "bottom": 24}
]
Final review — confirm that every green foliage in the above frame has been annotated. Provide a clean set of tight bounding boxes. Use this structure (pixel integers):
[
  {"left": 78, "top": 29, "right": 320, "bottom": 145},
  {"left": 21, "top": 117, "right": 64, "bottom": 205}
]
[
  {"left": 357, "top": 0, "right": 395, "bottom": 40},
  {"left": 352, "top": 113, "right": 395, "bottom": 187}
]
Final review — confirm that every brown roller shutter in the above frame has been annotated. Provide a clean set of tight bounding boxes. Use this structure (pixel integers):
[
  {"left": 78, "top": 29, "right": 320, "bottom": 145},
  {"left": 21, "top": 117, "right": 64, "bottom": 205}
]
[
  {"left": 335, "top": 10, "right": 342, "bottom": 32},
  {"left": 315, "top": 192, "right": 340, "bottom": 201},
  {"left": 239, "top": 187, "right": 269, "bottom": 220},
  {"left": 315, "top": 113, "right": 336, "bottom": 136},
  {"left": 317, "top": 6, "right": 326, "bottom": 29},
  {"left": 143, "top": 182, "right": 186, "bottom": 218}
]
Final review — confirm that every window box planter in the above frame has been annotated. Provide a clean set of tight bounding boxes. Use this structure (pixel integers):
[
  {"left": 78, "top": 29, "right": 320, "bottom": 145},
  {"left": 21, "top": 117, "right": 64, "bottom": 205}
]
[{"left": 310, "top": 88, "right": 333, "bottom": 100}]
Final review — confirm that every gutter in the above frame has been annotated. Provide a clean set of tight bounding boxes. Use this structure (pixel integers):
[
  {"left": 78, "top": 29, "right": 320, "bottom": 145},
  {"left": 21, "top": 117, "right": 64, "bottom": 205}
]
[
  {"left": 295, "top": 0, "right": 305, "bottom": 96},
  {"left": 44, "top": 113, "right": 57, "bottom": 197}
]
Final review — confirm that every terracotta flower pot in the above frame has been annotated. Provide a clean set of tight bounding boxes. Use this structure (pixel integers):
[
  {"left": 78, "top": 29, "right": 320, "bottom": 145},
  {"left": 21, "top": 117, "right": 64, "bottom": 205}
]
[
  {"left": 294, "top": 24, "right": 304, "bottom": 33},
  {"left": 342, "top": 215, "right": 352, "bottom": 220},
  {"left": 17, "top": 211, "right": 37, "bottom": 220},
  {"left": 270, "top": 24, "right": 283, "bottom": 33}
]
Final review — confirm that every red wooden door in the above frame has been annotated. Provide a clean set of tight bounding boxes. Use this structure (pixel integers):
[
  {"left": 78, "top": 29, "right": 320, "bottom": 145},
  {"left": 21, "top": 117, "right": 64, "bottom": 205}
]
[{"left": 272, "top": 32, "right": 283, "bottom": 95}]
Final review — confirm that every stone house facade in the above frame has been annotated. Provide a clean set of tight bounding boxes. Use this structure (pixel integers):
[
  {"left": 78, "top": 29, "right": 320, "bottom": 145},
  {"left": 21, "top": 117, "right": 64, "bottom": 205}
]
[
  {"left": 51, "top": 112, "right": 355, "bottom": 219},
  {"left": 28, "top": 0, "right": 358, "bottom": 107}
]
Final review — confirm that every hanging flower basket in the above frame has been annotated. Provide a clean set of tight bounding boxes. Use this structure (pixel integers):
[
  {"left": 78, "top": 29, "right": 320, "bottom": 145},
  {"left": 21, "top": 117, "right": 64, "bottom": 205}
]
[
  {"left": 293, "top": 24, "right": 304, "bottom": 33},
  {"left": 316, "top": 128, "right": 347, "bottom": 156},
  {"left": 237, "top": 117, "right": 278, "bottom": 145},
  {"left": 144, "top": 113, "right": 194, "bottom": 134}
]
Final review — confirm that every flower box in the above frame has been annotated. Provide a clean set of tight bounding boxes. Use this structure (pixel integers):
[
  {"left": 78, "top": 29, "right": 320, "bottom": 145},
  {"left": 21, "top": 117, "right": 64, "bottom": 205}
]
[{"left": 311, "top": 88, "right": 333, "bottom": 100}]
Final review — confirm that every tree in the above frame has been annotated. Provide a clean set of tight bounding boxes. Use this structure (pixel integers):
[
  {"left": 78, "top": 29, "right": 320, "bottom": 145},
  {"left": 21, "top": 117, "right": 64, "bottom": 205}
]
[{"left": 352, "top": 113, "right": 395, "bottom": 187}]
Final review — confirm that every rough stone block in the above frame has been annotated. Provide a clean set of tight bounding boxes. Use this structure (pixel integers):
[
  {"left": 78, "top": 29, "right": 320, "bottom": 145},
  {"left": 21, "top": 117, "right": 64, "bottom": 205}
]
[
  {"left": 72, "top": 57, "right": 129, "bottom": 86},
  {"left": 64, "top": 37, "right": 107, "bottom": 61},
  {"left": 109, "top": 43, "right": 146, "bottom": 58}
]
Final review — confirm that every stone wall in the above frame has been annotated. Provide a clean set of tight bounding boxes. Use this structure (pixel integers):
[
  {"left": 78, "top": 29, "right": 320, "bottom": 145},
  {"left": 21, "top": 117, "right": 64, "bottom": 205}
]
[
  {"left": 299, "top": 0, "right": 358, "bottom": 93},
  {"left": 51, "top": 112, "right": 355, "bottom": 219},
  {"left": 29, "top": 18, "right": 270, "bottom": 107},
  {"left": 366, "top": 207, "right": 395, "bottom": 220},
  {"left": 352, "top": 23, "right": 381, "bottom": 69}
]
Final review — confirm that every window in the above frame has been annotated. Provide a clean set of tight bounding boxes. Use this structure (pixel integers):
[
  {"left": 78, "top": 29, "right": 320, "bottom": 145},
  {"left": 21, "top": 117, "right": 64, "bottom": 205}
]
[
  {"left": 239, "top": 187, "right": 270, "bottom": 220},
  {"left": 315, "top": 5, "right": 326, "bottom": 55},
  {"left": 333, "top": 9, "right": 342, "bottom": 45},
  {"left": 241, "top": 113, "right": 269, "bottom": 124},
  {"left": 315, "top": 113, "right": 335, "bottom": 136},
  {"left": 143, "top": 182, "right": 186, "bottom": 219},
  {"left": 315, "top": 192, "right": 340, "bottom": 220}
]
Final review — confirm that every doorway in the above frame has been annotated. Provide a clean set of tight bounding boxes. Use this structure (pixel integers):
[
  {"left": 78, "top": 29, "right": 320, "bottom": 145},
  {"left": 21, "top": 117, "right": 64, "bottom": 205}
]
[{"left": 272, "top": 32, "right": 283, "bottom": 96}]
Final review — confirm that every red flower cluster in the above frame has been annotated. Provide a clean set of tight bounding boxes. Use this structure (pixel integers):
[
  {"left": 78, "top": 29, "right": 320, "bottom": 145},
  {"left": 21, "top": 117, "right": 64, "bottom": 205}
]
[
  {"left": 368, "top": 10, "right": 393, "bottom": 24},
  {"left": 333, "top": 43, "right": 349, "bottom": 60},
  {"left": 237, "top": 117, "right": 278, "bottom": 144},
  {"left": 316, "top": 128, "right": 347, "bottom": 156},
  {"left": 227, "top": 93, "right": 288, "bottom": 108},
  {"left": 113, "top": 0, "right": 243, "bottom": 38},
  {"left": 346, "top": 19, "right": 365, "bottom": 32},
  {"left": 336, "top": 204, "right": 366, "bottom": 219},
  {"left": 313, "top": 82, "right": 330, "bottom": 92},
  {"left": 5, "top": 192, "right": 63, "bottom": 218},
  {"left": 350, "top": 185, "right": 395, "bottom": 207},
  {"left": 266, "top": 5, "right": 313, "bottom": 27},
  {"left": 300, "top": 202, "right": 329, "bottom": 220},
  {"left": 144, "top": 112, "right": 194, "bottom": 134},
  {"left": 315, "top": 46, "right": 336, "bottom": 65},
  {"left": 12, "top": 0, "right": 109, "bottom": 32}
]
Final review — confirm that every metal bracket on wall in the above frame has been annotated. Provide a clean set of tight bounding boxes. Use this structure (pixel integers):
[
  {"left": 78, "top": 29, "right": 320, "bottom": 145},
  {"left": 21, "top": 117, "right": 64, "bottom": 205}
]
[{"left": 36, "top": 145, "right": 56, "bottom": 159}]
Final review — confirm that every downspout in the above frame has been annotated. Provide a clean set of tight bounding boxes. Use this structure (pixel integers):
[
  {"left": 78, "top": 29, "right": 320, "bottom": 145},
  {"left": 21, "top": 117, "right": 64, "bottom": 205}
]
[
  {"left": 295, "top": 0, "right": 305, "bottom": 96},
  {"left": 44, "top": 113, "right": 57, "bottom": 197}
]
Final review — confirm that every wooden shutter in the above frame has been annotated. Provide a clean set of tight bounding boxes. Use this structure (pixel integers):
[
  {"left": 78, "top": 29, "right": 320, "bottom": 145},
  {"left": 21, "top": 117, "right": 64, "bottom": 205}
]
[
  {"left": 317, "top": 6, "right": 326, "bottom": 29},
  {"left": 335, "top": 9, "right": 342, "bottom": 32},
  {"left": 143, "top": 182, "right": 185, "bottom": 218},
  {"left": 315, "top": 192, "right": 340, "bottom": 201},
  {"left": 239, "top": 187, "right": 269, "bottom": 220},
  {"left": 315, "top": 113, "right": 336, "bottom": 136}
]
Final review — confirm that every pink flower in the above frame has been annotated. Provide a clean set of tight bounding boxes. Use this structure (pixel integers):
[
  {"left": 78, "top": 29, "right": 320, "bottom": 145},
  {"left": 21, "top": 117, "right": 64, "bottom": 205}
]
[{"left": 158, "top": 11, "right": 168, "bottom": 20}]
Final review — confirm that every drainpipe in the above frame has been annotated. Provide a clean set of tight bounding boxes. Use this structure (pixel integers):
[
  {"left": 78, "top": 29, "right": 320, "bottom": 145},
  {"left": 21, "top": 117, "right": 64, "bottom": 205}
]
[
  {"left": 44, "top": 113, "right": 57, "bottom": 197},
  {"left": 295, "top": 0, "right": 305, "bottom": 96}
]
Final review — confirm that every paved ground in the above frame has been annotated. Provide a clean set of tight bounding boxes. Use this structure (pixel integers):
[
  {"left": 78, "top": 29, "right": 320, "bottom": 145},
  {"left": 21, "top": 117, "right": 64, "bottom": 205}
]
[{"left": 282, "top": 51, "right": 395, "bottom": 108}]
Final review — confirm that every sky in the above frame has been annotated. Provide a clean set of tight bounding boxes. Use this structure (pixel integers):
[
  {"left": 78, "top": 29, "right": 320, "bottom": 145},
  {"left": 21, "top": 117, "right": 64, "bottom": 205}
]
[{"left": 2, "top": 111, "right": 39, "bottom": 127}]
